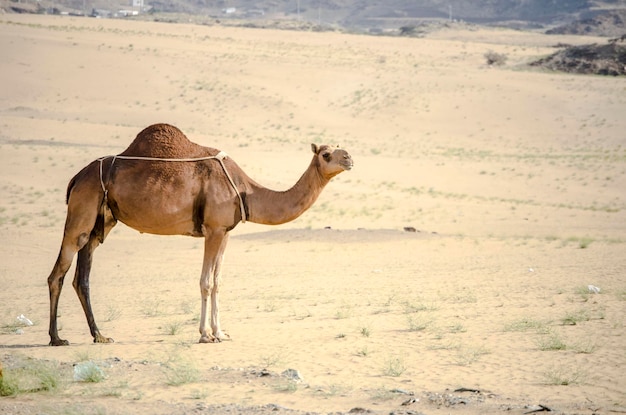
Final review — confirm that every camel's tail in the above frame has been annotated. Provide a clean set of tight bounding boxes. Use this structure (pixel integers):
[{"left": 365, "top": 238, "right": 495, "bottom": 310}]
[{"left": 65, "top": 174, "right": 78, "bottom": 205}]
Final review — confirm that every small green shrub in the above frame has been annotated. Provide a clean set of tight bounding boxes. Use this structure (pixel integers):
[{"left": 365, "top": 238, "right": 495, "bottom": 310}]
[
  {"left": 407, "top": 314, "right": 431, "bottom": 332},
  {"left": 561, "top": 309, "right": 590, "bottom": 325},
  {"left": 0, "top": 375, "right": 19, "bottom": 397},
  {"left": 543, "top": 366, "right": 586, "bottom": 385},
  {"left": 164, "top": 360, "right": 200, "bottom": 386},
  {"left": 454, "top": 345, "right": 490, "bottom": 366},
  {"left": 537, "top": 331, "right": 567, "bottom": 351},
  {"left": 382, "top": 356, "right": 407, "bottom": 377},
  {"left": 1, "top": 359, "right": 64, "bottom": 395},
  {"left": 163, "top": 321, "right": 184, "bottom": 336},
  {"left": 504, "top": 317, "right": 546, "bottom": 332}
]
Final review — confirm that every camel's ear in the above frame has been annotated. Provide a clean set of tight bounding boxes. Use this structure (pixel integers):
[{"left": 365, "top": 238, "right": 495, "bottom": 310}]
[{"left": 311, "top": 143, "right": 320, "bottom": 154}]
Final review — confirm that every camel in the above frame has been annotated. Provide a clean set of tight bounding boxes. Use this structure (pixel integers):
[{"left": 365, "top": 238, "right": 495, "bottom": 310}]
[{"left": 47, "top": 123, "right": 353, "bottom": 346}]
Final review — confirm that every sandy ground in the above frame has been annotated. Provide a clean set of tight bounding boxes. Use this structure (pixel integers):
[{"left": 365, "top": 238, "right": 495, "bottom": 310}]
[{"left": 1, "top": 14, "right": 625, "bottom": 415}]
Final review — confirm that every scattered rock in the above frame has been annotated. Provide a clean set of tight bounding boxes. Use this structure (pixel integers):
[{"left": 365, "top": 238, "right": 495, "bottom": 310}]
[
  {"left": 391, "top": 388, "right": 415, "bottom": 395},
  {"left": 524, "top": 404, "right": 553, "bottom": 413},
  {"left": 257, "top": 368, "right": 272, "bottom": 377},
  {"left": 424, "top": 390, "right": 483, "bottom": 407},
  {"left": 454, "top": 387, "right": 481, "bottom": 393},
  {"left": 401, "top": 397, "right": 419, "bottom": 406}
]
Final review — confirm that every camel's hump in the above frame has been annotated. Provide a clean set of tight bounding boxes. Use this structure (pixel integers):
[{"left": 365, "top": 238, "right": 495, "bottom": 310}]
[{"left": 120, "top": 123, "right": 214, "bottom": 158}]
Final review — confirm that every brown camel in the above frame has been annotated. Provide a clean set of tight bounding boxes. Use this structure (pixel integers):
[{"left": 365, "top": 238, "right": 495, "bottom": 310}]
[{"left": 47, "top": 123, "right": 353, "bottom": 346}]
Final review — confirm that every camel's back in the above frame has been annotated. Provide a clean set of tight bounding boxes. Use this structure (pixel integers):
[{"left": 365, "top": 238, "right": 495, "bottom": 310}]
[{"left": 120, "top": 124, "right": 215, "bottom": 158}]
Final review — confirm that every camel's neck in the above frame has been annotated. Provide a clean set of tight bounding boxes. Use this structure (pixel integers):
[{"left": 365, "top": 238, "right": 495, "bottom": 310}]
[{"left": 245, "top": 157, "right": 329, "bottom": 225}]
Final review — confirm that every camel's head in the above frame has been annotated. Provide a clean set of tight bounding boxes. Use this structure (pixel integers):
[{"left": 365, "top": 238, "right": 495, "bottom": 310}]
[{"left": 311, "top": 144, "right": 353, "bottom": 180}]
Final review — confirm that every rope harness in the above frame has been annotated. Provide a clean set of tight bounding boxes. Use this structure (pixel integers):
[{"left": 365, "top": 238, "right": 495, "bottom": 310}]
[{"left": 97, "top": 151, "right": 247, "bottom": 224}]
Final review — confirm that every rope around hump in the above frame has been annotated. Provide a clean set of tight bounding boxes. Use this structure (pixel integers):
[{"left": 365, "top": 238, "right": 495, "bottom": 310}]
[{"left": 97, "top": 151, "right": 247, "bottom": 223}]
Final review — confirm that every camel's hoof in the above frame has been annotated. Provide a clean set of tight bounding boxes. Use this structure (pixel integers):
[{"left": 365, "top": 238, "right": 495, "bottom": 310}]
[
  {"left": 94, "top": 334, "right": 114, "bottom": 344},
  {"left": 215, "top": 331, "right": 231, "bottom": 342},
  {"left": 49, "top": 338, "right": 70, "bottom": 346},
  {"left": 199, "top": 335, "right": 217, "bottom": 344}
]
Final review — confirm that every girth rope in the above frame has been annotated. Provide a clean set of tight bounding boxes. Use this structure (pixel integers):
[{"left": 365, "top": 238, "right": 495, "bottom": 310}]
[{"left": 97, "top": 151, "right": 247, "bottom": 223}]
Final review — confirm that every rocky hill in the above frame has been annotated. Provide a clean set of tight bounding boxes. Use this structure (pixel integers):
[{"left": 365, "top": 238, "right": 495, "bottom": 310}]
[
  {"left": 3, "top": 0, "right": 626, "bottom": 31},
  {"left": 546, "top": 9, "right": 626, "bottom": 37},
  {"left": 531, "top": 38, "right": 626, "bottom": 76}
]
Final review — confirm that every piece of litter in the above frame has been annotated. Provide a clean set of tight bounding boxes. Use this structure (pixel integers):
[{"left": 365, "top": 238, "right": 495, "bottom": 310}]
[
  {"left": 73, "top": 361, "right": 105, "bottom": 382},
  {"left": 588, "top": 285, "right": 601, "bottom": 294},
  {"left": 281, "top": 368, "right": 304, "bottom": 382},
  {"left": 16, "top": 314, "right": 33, "bottom": 326}
]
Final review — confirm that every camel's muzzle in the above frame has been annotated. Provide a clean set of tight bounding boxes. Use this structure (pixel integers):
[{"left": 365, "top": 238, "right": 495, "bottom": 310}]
[{"left": 342, "top": 155, "right": 354, "bottom": 171}]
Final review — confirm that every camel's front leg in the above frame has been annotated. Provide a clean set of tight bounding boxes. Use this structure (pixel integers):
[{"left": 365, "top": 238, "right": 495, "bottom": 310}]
[{"left": 199, "top": 229, "right": 230, "bottom": 343}]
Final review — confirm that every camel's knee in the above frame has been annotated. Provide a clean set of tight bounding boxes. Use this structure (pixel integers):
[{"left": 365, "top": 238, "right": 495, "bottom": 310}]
[
  {"left": 200, "top": 283, "right": 212, "bottom": 298},
  {"left": 47, "top": 248, "right": 77, "bottom": 290},
  {"left": 72, "top": 274, "right": 84, "bottom": 293},
  {"left": 199, "top": 277, "right": 214, "bottom": 298},
  {"left": 213, "top": 274, "right": 222, "bottom": 293},
  {"left": 47, "top": 274, "right": 65, "bottom": 296},
  {"left": 76, "top": 232, "right": 90, "bottom": 250}
]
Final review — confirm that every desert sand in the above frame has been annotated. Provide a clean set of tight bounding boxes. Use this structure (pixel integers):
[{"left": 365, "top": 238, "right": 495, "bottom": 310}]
[{"left": 0, "top": 14, "right": 625, "bottom": 415}]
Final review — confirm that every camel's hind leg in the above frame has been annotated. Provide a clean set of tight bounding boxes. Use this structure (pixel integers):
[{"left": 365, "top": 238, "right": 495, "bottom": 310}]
[
  {"left": 72, "top": 232, "right": 114, "bottom": 344},
  {"left": 48, "top": 239, "right": 85, "bottom": 346},
  {"left": 48, "top": 167, "right": 114, "bottom": 346}
]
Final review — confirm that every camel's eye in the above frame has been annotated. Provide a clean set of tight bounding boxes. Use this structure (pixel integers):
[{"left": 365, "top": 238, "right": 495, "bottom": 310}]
[{"left": 322, "top": 152, "right": 331, "bottom": 161}]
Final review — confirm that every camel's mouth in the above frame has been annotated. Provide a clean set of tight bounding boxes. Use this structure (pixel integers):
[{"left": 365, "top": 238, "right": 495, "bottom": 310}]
[{"left": 340, "top": 157, "right": 354, "bottom": 171}]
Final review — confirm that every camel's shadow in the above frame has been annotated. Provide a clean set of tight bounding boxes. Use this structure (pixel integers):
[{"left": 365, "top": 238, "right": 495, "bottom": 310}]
[
  {"left": 0, "top": 343, "right": 50, "bottom": 349},
  {"left": 234, "top": 227, "right": 437, "bottom": 243}
]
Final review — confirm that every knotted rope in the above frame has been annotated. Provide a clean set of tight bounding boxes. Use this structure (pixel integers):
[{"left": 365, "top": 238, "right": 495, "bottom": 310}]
[{"left": 97, "top": 151, "right": 247, "bottom": 223}]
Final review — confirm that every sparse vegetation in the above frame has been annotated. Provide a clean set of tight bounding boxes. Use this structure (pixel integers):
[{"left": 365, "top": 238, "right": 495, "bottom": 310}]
[
  {"left": 162, "top": 320, "right": 185, "bottom": 335},
  {"left": 273, "top": 379, "right": 298, "bottom": 393},
  {"left": 484, "top": 50, "right": 508, "bottom": 66},
  {"left": 382, "top": 356, "right": 407, "bottom": 377},
  {"left": 140, "top": 298, "right": 164, "bottom": 317},
  {"left": 504, "top": 318, "right": 546, "bottom": 332},
  {"left": 561, "top": 309, "right": 590, "bottom": 325},
  {"left": 543, "top": 366, "right": 586, "bottom": 385},
  {"left": 0, "top": 359, "right": 63, "bottom": 396},
  {"left": 454, "top": 345, "right": 490, "bottom": 366},
  {"left": 407, "top": 314, "right": 432, "bottom": 332},
  {"left": 164, "top": 359, "right": 200, "bottom": 386},
  {"left": 334, "top": 304, "right": 353, "bottom": 319},
  {"left": 537, "top": 331, "right": 567, "bottom": 351},
  {"left": 259, "top": 350, "right": 289, "bottom": 368}
]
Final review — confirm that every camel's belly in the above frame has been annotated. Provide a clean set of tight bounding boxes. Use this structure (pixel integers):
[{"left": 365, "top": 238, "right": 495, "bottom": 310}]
[{"left": 113, "top": 203, "right": 203, "bottom": 237}]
